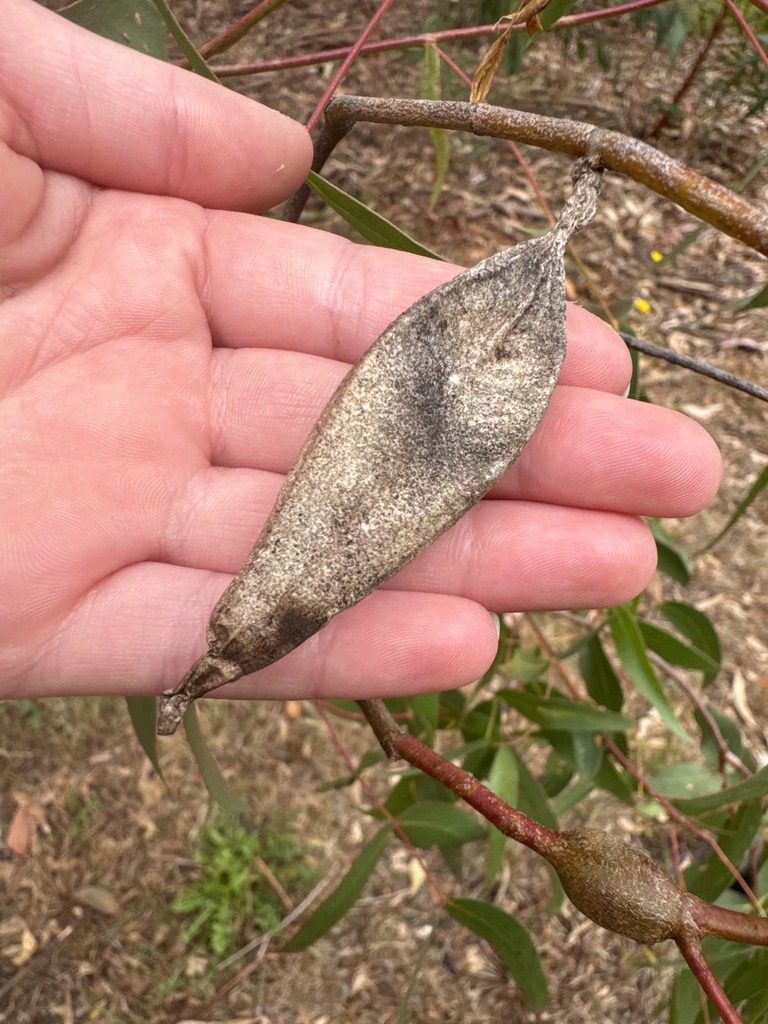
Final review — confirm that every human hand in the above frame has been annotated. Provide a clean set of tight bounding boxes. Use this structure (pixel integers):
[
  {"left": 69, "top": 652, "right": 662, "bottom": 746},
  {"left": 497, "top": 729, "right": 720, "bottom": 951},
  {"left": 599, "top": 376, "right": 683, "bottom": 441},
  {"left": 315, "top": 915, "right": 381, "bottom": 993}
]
[{"left": 0, "top": 0, "right": 721, "bottom": 703}]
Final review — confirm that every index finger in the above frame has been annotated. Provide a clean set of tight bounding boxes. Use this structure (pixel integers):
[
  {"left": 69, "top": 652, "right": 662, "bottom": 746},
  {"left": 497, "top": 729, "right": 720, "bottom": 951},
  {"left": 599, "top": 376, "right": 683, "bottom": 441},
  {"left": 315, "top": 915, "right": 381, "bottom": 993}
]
[{"left": 1, "top": 0, "right": 312, "bottom": 212}]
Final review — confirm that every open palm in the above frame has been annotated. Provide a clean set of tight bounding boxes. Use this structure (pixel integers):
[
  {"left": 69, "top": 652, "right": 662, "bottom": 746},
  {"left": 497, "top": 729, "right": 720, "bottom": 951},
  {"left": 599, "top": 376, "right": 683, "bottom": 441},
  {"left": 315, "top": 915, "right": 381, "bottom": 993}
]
[{"left": 0, "top": 0, "right": 721, "bottom": 704}]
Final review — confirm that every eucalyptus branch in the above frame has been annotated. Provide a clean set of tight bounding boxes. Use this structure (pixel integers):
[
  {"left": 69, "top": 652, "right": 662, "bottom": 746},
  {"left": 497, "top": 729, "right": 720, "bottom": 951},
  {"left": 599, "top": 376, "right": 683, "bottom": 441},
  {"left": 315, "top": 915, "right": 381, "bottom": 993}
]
[
  {"left": 322, "top": 96, "right": 768, "bottom": 256},
  {"left": 357, "top": 697, "right": 768, "bottom": 1024}
]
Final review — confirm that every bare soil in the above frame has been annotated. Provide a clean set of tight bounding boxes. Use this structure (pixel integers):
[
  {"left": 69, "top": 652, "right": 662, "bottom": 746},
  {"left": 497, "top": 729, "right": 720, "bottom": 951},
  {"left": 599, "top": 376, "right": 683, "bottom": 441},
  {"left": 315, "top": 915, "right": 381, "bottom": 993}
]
[{"left": 2, "top": 3, "right": 766, "bottom": 1024}]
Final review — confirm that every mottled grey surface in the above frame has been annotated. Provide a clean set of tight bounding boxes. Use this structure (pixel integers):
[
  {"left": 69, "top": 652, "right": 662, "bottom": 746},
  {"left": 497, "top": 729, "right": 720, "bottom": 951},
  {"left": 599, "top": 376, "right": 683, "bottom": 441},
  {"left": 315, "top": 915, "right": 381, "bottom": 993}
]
[{"left": 157, "top": 161, "right": 603, "bottom": 734}]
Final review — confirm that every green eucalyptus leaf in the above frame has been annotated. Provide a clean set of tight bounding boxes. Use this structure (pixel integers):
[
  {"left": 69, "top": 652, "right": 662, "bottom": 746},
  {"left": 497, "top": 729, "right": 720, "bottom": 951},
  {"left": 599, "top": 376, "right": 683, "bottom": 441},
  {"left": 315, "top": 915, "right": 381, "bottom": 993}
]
[
  {"left": 498, "top": 688, "right": 632, "bottom": 733},
  {"left": 659, "top": 601, "right": 721, "bottom": 684},
  {"left": 485, "top": 745, "right": 519, "bottom": 886},
  {"left": 125, "top": 695, "right": 163, "bottom": 777},
  {"left": 654, "top": 536, "right": 691, "bottom": 584},
  {"left": 282, "top": 825, "right": 391, "bottom": 951},
  {"left": 396, "top": 801, "right": 486, "bottom": 849},
  {"left": 182, "top": 705, "right": 247, "bottom": 814},
  {"left": 183, "top": 708, "right": 246, "bottom": 811},
  {"left": 411, "top": 691, "right": 440, "bottom": 743},
  {"left": 609, "top": 605, "right": 688, "bottom": 739},
  {"left": 500, "top": 646, "right": 550, "bottom": 683},
  {"left": 698, "top": 463, "right": 768, "bottom": 554},
  {"left": 446, "top": 898, "right": 548, "bottom": 1009},
  {"left": 639, "top": 620, "right": 720, "bottom": 685},
  {"left": 649, "top": 762, "right": 722, "bottom": 800},
  {"left": 306, "top": 171, "right": 444, "bottom": 260},
  {"left": 579, "top": 634, "right": 624, "bottom": 711},
  {"left": 673, "top": 763, "right": 768, "bottom": 816},
  {"left": 150, "top": 0, "right": 219, "bottom": 80},
  {"left": 513, "top": 750, "right": 559, "bottom": 831}
]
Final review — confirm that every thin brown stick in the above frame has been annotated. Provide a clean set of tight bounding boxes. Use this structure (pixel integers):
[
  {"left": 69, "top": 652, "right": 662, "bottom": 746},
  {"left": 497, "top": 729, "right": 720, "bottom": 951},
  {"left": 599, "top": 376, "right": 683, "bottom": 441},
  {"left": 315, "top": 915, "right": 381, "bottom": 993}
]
[
  {"left": 323, "top": 96, "right": 768, "bottom": 255},
  {"left": 650, "top": 3, "right": 728, "bottom": 138},
  {"left": 620, "top": 333, "right": 768, "bottom": 403},
  {"left": 647, "top": 650, "right": 752, "bottom": 777}
]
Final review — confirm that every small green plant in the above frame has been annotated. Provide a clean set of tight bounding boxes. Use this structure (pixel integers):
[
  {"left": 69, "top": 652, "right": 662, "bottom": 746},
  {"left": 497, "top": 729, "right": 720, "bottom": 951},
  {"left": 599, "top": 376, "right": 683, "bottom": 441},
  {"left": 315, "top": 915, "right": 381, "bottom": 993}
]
[
  {"left": 172, "top": 813, "right": 321, "bottom": 958},
  {"left": 65, "top": 789, "right": 101, "bottom": 838}
]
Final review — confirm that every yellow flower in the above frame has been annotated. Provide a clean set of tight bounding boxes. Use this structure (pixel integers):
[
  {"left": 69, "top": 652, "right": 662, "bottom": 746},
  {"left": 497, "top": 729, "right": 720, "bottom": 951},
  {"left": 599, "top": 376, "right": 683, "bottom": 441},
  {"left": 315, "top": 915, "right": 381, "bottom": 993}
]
[
  {"left": 634, "top": 298, "right": 651, "bottom": 314},
  {"left": 650, "top": 250, "right": 663, "bottom": 263}
]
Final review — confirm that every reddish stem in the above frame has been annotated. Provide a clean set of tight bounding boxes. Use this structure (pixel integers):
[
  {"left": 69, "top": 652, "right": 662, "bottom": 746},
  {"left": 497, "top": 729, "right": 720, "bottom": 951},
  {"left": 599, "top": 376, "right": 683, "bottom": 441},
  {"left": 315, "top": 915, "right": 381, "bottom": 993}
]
[
  {"left": 395, "top": 732, "right": 559, "bottom": 857},
  {"left": 677, "top": 929, "right": 743, "bottom": 1024},
  {"left": 305, "top": 0, "right": 399, "bottom": 133},
  {"left": 691, "top": 896, "right": 768, "bottom": 946},
  {"left": 317, "top": 702, "right": 447, "bottom": 904},
  {"left": 725, "top": 0, "right": 768, "bottom": 69},
  {"left": 211, "top": 0, "right": 671, "bottom": 78}
]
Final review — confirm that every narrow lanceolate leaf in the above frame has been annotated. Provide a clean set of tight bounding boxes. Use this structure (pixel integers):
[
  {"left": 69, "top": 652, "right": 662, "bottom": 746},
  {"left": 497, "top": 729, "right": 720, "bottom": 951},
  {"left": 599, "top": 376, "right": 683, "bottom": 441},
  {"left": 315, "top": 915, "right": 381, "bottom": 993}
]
[
  {"left": 660, "top": 601, "right": 721, "bottom": 683},
  {"left": 609, "top": 606, "right": 689, "bottom": 740},
  {"left": 672, "top": 763, "right": 768, "bottom": 816},
  {"left": 446, "top": 898, "right": 548, "bottom": 1009},
  {"left": 638, "top": 621, "right": 720, "bottom": 685},
  {"left": 485, "top": 745, "right": 519, "bottom": 886},
  {"left": 698, "top": 462, "right": 768, "bottom": 554},
  {"left": 654, "top": 536, "right": 691, "bottom": 585},
  {"left": 421, "top": 44, "right": 449, "bottom": 208},
  {"left": 579, "top": 634, "right": 624, "bottom": 712},
  {"left": 499, "top": 688, "right": 632, "bottom": 733},
  {"left": 305, "top": 171, "right": 444, "bottom": 260},
  {"left": 125, "top": 696, "right": 163, "bottom": 777},
  {"left": 182, "top": 705, "right": 247, "bottom": 814},
  {"left": 282, "top": 826, "right": 391, "bottom": 951},
  {"left": 158, "top": 162, "right": 603, "bottom": 733},
  {"left": 150, "top": 0, "right": 220, "bottom": 81},
  {"left": 411, "top": 691, "right": 439, "bottom": 744},
  {"left": 396, "top": 801, "right": 486, "bottom": 849}
]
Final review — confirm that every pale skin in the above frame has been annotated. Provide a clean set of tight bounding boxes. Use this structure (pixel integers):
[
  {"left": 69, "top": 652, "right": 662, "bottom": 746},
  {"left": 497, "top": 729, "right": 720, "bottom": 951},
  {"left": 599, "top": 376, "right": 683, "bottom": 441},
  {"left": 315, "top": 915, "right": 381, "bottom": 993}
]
[{"left": 0, "top": 0, "right": 722, "bottom": 705}]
